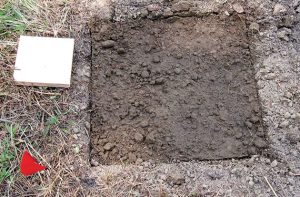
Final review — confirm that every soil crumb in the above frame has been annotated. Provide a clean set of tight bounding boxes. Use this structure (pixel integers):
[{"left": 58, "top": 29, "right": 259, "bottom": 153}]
[{"left": 90, "top": 15, "right": 267, "bottom": 164}]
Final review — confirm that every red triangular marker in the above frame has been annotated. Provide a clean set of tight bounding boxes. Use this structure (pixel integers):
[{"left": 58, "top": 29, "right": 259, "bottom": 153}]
[{"left": 20, "top": 150, "right": 46, "bottom": 176}]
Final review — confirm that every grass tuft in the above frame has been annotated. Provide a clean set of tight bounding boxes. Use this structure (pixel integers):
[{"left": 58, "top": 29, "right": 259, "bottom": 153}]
[
  {"left": 0, "top": 0, "right": 35, "bottom": 37},
  {"left": 0, "top": 124, "right": 18, "bottom": 184}
]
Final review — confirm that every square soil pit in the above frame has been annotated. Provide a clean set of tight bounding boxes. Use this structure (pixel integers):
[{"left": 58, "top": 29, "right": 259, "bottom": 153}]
[{"left": 90, "top": 15, "right": 267, "bottom": 165}]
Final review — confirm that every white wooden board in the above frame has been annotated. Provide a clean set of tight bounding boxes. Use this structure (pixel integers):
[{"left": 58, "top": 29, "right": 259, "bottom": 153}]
[{"left": 14, "top": 36, "right": 74, "bottom": 88}]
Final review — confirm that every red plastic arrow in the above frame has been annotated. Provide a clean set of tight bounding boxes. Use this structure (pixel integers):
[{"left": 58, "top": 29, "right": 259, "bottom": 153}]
[{"left": 20, "top": 150, "right": 46, "bottom": 176}]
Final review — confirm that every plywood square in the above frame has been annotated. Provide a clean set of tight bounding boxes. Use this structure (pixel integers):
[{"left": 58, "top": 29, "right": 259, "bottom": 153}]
[{"left": 14, "top": 36, "right": 74, "bottom": 88}]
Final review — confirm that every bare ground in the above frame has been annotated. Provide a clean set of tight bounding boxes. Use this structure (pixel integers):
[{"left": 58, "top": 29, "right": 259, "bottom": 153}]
[{"left": 1, "top": 0, "right": 300, "bottom": 196}]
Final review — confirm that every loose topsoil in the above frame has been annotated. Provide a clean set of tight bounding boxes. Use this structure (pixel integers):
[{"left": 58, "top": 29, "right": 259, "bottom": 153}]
[{"left": 90, "top": 15, "right": 267, "bottom": 164}]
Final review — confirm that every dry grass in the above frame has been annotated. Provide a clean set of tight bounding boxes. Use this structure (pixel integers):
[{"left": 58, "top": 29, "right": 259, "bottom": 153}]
[{"left": 0, "top": 0, "right": 89, "bottom": 196}]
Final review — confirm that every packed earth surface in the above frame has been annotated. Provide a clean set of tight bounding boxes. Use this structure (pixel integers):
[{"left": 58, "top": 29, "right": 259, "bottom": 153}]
[{"left": 90, "top": 15, "right": 266, "bottom": 164}]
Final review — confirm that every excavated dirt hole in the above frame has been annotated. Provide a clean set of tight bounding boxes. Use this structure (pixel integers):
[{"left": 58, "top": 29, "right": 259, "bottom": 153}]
[{"left": 90, "top": 15, "right": 268, "bottom": 165}]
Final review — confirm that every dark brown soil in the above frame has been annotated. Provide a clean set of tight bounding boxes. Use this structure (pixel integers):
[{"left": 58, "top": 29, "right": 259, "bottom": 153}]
[{"left": 90, "top": 15, "right": 267, "bottom": 164}]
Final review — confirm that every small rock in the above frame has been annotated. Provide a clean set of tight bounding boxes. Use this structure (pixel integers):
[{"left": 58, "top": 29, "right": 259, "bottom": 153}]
[
  {"left": 273, "top": 4, "right": 287, "bottom": 15},
  {"left": 73, "top": 134, "right": 78, "bottom": 140},
  {"left": 74, "top": 146, "right": 80, "bottom": 154},
  {"left": 249, "top": 22, "right": 260, "bottom": 33},
  {"left": 279, "top": 15, "right": 294, "bottom": 28},
  {"left": 286, "top": 132, "right": 300, "bottom": 144},
  {"left": 136, "top": 158, "right": 143, "bottom": 164},
  {"left": 117, "top": 47, "right": 126, "bottom": 54},
  {"left": 103, "top": 142, "right": 115, "bottom": 151},
  {"left": 245, "top": 121, "right": 253, "bottom": 128},
  {"left": 217, "top": 0, "right": 227, "bottom": 4},
  {"left": 140, "top": 9, "right": 149, "bottom": 18},
  {"left": 284, "top": 92, "right": 293, "bottom": 99},
  {"left": 277, "top": 28, "right": 292, "bottom": 41},
  {"left": 128, "top": 152, "right": 137, "bottom": 162},
  {"left": 264, "top": 73, "right": 276, "bottom": 80},
  {"left": 91, "top": 159, "right": 99, "bottom": 166},
  {"left": 224, "top": 11, "right": 230, "bottom": 16},
  {"left": 291, "top": 150, "right": 298, "bottom": 156},
  {"left": 134, "top": 133, "right": 144, "bottom": 142},
  {"left": 174, "top": 68, "right": 181, "bottom": 74},
  {"left": 279, "top": 120, "right": 289, "bottom": 128},
  {"left": 101, "top": 40, "right": 116, "bottom": 48},
  {"left": 140, "top": 120, "right": 149, "bottom": 127},
  {"left": 284, "top": 112, "right": 291, "bottom": 119},
  {"left": 207, "top": 171, "right": 224, "bottom": 180},
  {"left": 163, "top": 7, "right": 173, "bottom": 17},
  {"left": 152, "top": 56, "right": 160, "bottom": 63},
  {"left": 271, "top": 160, "right": 278, "bottom": 167},
  {"left": 233, "top": 3, "right": 244, "bottom": 13},
  {"left": 155, "top": 77, "right": 165, "bottom": 85},
  {"left": 235, "top": 132, "right": 243, "bottom": 139},
  {"left": 249, "top": 180, "right": 255, "bottom": 187},
  {"left": 112, "top": 92, "right": 119, "bottom": 100},
  {"left": 167, "top": 172, "right": 185, "bottom": 185},
  {"left": 146, "top": 131, "right": 156, "bottom": 143},
  {"left": 254, "top": 138, "right": 267, "bottom": 148},
  {"left": 147, "top": 4, "right": 161, "bottom": 12},
  {"left": 171, "top": 1, "right": 192, "bottom": 12},
  {"left": 251, "top": 116, "right": 260, "bottom": 123},
  {"left": 140, "top": 62, "right": 148, "bottom": 67},
  {"left": 191, "top": 73, "right": 198, "bottom": 80},
  {"left": 219, "top": 109, "right": 228, "bottom": 121},
  {"left": 141, "top": 70, "right": 150, "bottom": 78}
]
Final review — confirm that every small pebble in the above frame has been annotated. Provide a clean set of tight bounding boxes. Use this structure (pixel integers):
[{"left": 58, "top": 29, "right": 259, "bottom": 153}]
[
  {"left": 265, "top": 73, "right": 276, "bottom": 80},
  {"left": 163, "top": 7, "right": 173, "bottom": 17},
  {"left": 171, "top": 1, "right": 191, "bottom": 12},
  {"left": 249, "top": 22, "right": 260, "bottom": 33},
  {"left": 117, "top": 47, "right": 126, "bottom": 54},
  {"left": 254, "top": 138, "right": 267, "bottom": 148},
  {"left": 101, "top": 40, "right": 116, "bottom": 48},
  {"left": 249, "top": 180, "right": 255, "bottom": 187},
  {"left": 284, "top": 112, "right": 291, "bottom": 119},
  {"left": 152, "top": 56, "right": 161, "bottom": 63},
  {"left": 245, "top": 121, "right": 253, "bottom": 128},
  {"left": 147, "top": 4, "right": 161, "bottom": 12},
  {"left": 167, "top": 172, "right": 185, "bottom": 185},
  {"left": 128, "top": 152, "right": 137, "bottom": 162},
  {"left": 271, "top": 160, "right": 278, "bottom": 167},
  {"left": 74, "top": 146, "right": 80, "bottom": 154},
  {"left": 233, "top": 3, "right": 244, "bottom": 13},
  {"left": 174, "top": 68, "right": 181, "bottom": 74},
  {"left": 73, "top": 134, "right": 78, "bottom": 140},
  {"left": 140, "top": 120, "right": 149, "bottom": 127},
  {"left": 273, "top": 3, "right": 287, "bottom": 15},
  {"left": 140, "top": 9, "right": 148, "bottom": 18},
  {"left": 91, "top": 159, "right": 99, "bottom": 166},
  {"left": 103, "top": 142, "right": 115, "bottom": 151},
  {"left": 134, "top": 133, "right": 144, "bottom": 142},
  {"left": 224, "top": 11, "right": 230, "bottom": 16},
  {"left": 279, "top": 120, "right": 289, "bottom": 128},
  {"left": 277, "top": 28, "right": 291, "bottom": 41},
  {"left": 155, "top": 77, "right": 164, "bottom": 84},
  {"left": 141, "top": 70, "right": 150, "bottom": 78},
  {"left": 285, "top": 92, "right": 293, "bottom": 99}
]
